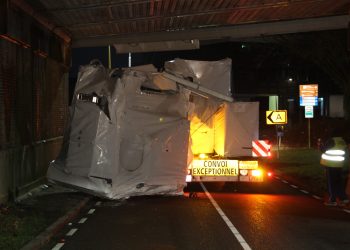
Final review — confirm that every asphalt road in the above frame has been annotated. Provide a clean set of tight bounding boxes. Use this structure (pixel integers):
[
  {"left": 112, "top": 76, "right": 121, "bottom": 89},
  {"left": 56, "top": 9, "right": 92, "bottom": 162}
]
[{"left": 47, "top": 177, "right": 350, "bottom": 250}]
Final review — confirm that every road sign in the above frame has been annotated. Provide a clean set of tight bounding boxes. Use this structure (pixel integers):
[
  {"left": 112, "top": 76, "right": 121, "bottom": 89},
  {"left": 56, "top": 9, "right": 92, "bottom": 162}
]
[
  {"left": 305, "top": 106, "right": 314, "bottom": 118},
  {"left": 266, "top": 110, "right": 287, "bottom": 125},
  {"left": 300, "top": 96, "right": 318, "bottom": 106},
  {"left": 299, "top": 84, "right": 318, "bottom": 106},
  {"left": 299, "top": 84, "right": 318, "bottom": 97},
  {"left": 191, "top": 159, "right": 238, "bottom": 176}
]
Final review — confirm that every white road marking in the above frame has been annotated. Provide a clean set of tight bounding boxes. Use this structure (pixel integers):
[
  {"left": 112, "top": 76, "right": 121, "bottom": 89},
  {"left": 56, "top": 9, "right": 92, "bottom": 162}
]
[
  {"left": 312, "top": 195, "right": 322, "bottom": 200},
  {"left": 78, "top": 217, "right": 88, "bottom": 224},
  {"left": 88, "top": 209, "right": 95, "bottom": 214},
  {"left": 66, "top": 228, "right": 78, "bottom": 236},
  {"left": 52, "top": 243, "right": 64, "bottom": 250},
  {"left": 275, "top": 176, "right": 280, "bottom": 180},
  {"left": 200, "top": 182, "right": 252, "bottom": 250},
  {"left": 95, "top": 201, "right": 102, "bottom": 206},
  {"left": 277, "top": 177, "right": 350, "bottom": 213}
]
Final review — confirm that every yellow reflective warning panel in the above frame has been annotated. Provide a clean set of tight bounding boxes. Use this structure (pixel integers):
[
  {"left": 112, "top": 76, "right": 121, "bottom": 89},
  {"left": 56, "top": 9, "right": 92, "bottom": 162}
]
[
  {"left": 191, "top": 159, "right": 239, "bottom": 176},
  {"left": 266, "top": 110, "right": 287, "bottom": 125},
  {"left": 239, "top": 160, "right": 258, "bottom": 169}
]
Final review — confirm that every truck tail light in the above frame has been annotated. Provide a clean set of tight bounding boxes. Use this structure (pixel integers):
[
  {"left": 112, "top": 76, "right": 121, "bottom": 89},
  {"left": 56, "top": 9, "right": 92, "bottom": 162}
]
[
  {"left": 240, "top": 169, "right": 248, "bottom": 176},
  {"left": 251, "top": 169, "right": 262, "bottom": 177}
]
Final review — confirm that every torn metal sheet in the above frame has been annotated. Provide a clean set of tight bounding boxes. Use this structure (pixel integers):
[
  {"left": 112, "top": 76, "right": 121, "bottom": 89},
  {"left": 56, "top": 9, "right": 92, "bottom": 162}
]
[
  {"left": 48, "top": 60, "right": 190, "bottom": 199},
  {"left": 48, "top": 58, "right": 234, "bottom": 199}
]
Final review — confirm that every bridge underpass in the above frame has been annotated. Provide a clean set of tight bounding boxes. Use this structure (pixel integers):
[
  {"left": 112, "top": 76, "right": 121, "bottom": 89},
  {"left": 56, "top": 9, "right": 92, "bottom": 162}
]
[{"left": 0, "top": 0, "right": 349, "bottom": 202}]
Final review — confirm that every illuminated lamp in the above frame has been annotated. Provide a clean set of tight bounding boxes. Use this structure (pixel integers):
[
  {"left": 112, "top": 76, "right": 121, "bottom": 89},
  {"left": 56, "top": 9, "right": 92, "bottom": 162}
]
[
  {"left": 251, "top": 169, "right": 262, "bottom": 177},
  {"left": 240, "top": 169, "right": 248, "bottom": 176},
  {"left": 199, "top": 153, "right": 207, "bottom": 159}
]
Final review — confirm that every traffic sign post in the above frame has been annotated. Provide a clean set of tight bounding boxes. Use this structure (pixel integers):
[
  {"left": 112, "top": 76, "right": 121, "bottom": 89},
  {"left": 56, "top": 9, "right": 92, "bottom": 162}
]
[
  {"left": 299, "top": 84, "right": 318, "bottom": 97},
  {"left": 266, "top": 110, "right": 287, "bottom": 125},
  {"left": 300, "top": 96, "right": 318, "bottom": 106},
  {"left": 308, "top": 118, "right": 311, "bottom": 149},
  {"left": 304, "top": 106, "right": 314, "bottom": 149},
  {"left": 300, "top": 85, "right": 318, "bottom": 148},
  {"left": 305, "top": 106, "right": 314, "bottom": 118},
  {"left": 266, "top": 110, "right": 288, "bottom": 159},
  {"left": 276, "top": 125, "right": 285, "bottom": 159}
]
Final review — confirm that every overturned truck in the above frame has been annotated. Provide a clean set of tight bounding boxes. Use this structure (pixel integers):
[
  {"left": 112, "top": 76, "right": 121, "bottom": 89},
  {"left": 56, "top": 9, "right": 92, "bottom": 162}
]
[{"left": 48, "top": 58, "right": 267, "bottom": 199}]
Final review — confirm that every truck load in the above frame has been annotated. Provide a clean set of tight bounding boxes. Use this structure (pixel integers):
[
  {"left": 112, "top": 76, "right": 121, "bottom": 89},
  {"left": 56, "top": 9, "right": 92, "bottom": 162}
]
[{"left": 47, "top": 58, "right": 271, "bottom": 199}]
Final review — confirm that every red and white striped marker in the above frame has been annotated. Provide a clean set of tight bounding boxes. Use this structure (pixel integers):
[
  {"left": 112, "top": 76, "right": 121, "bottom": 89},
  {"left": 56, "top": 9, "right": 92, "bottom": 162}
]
[{"left": 252, "top": 140, "right": 271, "bottom": 157}]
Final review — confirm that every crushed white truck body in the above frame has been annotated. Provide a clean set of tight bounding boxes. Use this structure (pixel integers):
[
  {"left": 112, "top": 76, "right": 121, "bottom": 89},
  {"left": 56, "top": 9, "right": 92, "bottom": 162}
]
[{"left": 47, "top": 58, "right": 263, "bottom": 199}]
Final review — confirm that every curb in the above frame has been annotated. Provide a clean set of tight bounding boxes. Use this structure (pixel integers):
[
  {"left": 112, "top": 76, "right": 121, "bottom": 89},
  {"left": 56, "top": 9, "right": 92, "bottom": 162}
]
[{"left": 21, "top": 197, "right": 91, "bottom": 250}]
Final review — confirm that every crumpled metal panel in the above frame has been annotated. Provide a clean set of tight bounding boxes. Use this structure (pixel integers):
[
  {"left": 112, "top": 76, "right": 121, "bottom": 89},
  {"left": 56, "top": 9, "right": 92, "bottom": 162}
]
[{"left": 48, "top": 60, "right": 191, "bottom": 199}]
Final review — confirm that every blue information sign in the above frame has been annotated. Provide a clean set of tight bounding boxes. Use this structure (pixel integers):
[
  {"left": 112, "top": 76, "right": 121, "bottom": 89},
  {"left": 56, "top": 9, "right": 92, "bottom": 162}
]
[{"left": 299, "top": 96, "right": 318, "bottom": 106}]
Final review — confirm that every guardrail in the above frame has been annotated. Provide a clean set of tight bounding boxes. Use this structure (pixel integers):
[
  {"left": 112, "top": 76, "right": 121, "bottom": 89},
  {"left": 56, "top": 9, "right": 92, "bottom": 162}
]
[{"left": 0, "top": 136, "right": 63, "bottom": 201}]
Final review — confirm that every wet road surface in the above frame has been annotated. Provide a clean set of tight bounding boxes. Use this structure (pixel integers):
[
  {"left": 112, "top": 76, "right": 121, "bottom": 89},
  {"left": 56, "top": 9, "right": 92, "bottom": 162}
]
[{"left": 47, "top": 177, "right": 350, "bottom": 250}]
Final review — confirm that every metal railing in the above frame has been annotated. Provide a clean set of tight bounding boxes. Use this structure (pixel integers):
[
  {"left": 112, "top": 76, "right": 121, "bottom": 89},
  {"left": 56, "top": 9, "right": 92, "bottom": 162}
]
[{"left": 4, "top": 136, "right": 64, "bottom": 201}]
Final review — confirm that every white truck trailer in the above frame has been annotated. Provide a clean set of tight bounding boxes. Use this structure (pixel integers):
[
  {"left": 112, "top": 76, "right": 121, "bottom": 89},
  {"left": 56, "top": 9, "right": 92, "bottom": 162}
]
[{"left": 186, "top": 101, "right": 272, "bottom": 184}]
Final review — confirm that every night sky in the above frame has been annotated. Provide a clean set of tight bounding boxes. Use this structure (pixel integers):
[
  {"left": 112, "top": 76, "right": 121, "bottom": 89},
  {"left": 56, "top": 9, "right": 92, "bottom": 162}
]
[
  {"left": 68, "top": 36, "right": 346, "bottom": 134},
  {"left": 70, "top": 41, "right": 338, "bottom": 97}
]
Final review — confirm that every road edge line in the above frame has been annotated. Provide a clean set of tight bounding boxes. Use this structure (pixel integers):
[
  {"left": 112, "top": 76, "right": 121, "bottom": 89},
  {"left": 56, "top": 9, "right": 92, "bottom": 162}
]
[{"left": 200, "top": 182, "right": 252, "bottom": 250}]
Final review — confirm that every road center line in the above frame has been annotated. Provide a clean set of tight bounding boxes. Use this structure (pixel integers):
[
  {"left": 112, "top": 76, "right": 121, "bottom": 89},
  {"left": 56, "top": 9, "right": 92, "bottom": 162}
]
[
  {"left": 51, "top": 243, "right": 64, "bottom": 250},
  {"left": 312, "top": 195, "right": 322, "bottom": 200},
  {"left": 66, "top": 228, "right": 78, "bottom": 236},
  {"left": 88, "top": 209, "right": 95, "bottom": 214},
  {"left": 200, "top": 182, "right": 252, "bottom": 250},
  {"left": 343, "top": 209, "right": 350, "bottom": 214},
  {"left": 78, "top": 217, "right": 88, "bottom": 224}
]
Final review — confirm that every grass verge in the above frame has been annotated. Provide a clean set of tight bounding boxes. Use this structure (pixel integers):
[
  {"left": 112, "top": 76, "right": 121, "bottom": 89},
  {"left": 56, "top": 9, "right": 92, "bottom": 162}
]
[
  {"left": 0, "top": 204, "right": 48, "bottom": 250},
  {"left": 0, "top": 185, "right": 89, "bottom": 250},
  {"left": 263, "top": 148, "right": 327, "bottom": 196}
]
